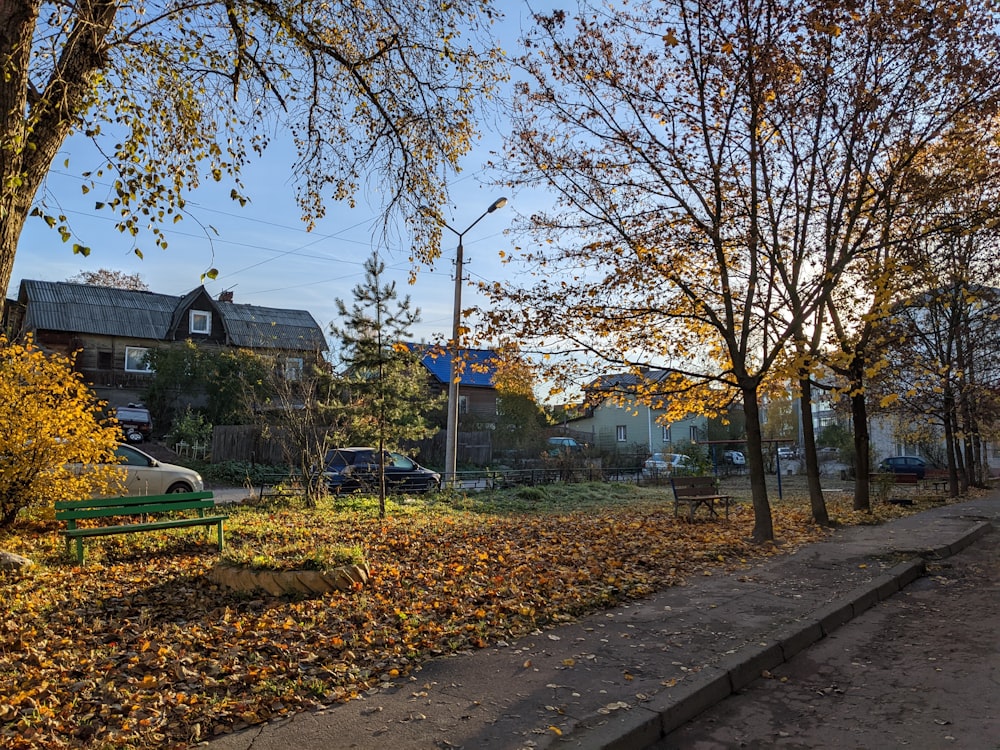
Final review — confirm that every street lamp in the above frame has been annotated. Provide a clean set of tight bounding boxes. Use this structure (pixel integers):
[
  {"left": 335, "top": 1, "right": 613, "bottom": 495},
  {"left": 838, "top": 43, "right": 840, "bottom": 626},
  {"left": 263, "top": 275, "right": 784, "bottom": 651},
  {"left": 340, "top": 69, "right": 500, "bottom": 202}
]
[{"left": 426, "top": 197, "right": 508, "bottom": 486}]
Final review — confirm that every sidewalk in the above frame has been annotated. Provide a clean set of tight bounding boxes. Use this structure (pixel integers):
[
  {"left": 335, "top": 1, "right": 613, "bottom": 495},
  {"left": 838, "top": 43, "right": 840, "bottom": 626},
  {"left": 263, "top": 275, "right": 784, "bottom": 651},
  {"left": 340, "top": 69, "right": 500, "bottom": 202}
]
[{"left": 202, "top": 495, "right": 999, "bottom": 750}]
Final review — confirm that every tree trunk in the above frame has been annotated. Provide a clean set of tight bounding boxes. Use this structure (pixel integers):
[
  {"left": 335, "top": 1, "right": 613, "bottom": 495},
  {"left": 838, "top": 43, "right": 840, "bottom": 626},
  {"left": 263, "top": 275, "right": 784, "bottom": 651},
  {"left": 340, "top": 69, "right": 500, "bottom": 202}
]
[
  {"left": 799, "top": 377, "right": 830, "bottom": 525},
  {"left": 741, "top": 382, "right": 774, "bottom": 543},
  {"left": 848, "top": 356, "right": 872, "bottom": 511}
]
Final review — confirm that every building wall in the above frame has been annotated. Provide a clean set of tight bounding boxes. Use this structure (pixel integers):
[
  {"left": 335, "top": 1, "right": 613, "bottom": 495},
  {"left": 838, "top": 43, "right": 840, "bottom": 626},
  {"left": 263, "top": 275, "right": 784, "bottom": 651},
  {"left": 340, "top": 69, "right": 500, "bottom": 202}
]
[{"left": 570, "top": 399, "right": 707, "bottom": 454}]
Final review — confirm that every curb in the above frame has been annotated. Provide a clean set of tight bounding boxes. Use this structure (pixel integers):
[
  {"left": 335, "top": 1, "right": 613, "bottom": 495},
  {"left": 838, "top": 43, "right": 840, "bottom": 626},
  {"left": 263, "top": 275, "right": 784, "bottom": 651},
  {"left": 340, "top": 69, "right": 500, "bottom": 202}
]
[{"left": 563, "top": 522, "right": 994, "bottom": 750}]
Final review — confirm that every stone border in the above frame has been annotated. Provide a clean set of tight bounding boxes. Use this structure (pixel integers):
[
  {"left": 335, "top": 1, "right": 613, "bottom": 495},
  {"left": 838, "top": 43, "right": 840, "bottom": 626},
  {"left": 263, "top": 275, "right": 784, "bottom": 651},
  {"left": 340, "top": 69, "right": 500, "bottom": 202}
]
[{"left": 209, "top": 561, "right": 371, "bottom": 596}]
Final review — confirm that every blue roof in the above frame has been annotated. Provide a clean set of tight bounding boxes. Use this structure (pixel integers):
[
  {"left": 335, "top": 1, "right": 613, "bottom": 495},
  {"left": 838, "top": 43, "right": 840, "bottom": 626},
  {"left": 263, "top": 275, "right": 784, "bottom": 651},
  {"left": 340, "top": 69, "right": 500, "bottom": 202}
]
[{"left": 405, "top": 343, "right": 498, "bottom": 388}]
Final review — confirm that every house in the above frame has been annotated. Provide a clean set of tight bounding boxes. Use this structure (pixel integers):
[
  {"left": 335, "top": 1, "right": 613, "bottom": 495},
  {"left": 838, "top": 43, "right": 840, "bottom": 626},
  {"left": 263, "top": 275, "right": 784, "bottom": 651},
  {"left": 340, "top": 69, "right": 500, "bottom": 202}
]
[
  {"left": 4, "top": 279, "right": 328, "bottom": 409},
  {"left": 565, "top": 370, "right": 709, "bottom": 455},
  {"left": 405, "top": 343, "right": 501, "bottom": 424}
]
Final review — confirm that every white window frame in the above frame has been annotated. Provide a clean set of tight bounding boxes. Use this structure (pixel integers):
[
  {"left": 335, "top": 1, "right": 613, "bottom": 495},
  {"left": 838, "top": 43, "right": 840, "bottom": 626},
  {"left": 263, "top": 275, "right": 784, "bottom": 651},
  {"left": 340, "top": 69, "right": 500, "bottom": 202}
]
[
  {"left": 661, "top": 425, "right": 672, "bottom": 443},
  {"left": 189, "top": 309, "right": 211, "bottom": 335},
  {"left": 284, "top": 357, "right": 303, "bottom": 381},
  {"left": 616, "top": 425, "right": 627, "bottom": 442},
  {"left": 124, "top": 346, "right": 153, "bottom": 373}
]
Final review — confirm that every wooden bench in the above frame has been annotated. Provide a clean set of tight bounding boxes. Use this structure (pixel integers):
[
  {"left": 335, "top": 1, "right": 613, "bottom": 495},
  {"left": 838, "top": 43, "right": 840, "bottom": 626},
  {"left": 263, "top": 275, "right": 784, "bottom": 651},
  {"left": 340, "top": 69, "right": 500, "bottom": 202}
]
[
  {"left": 55, "top": 491, "right": 227, "bottom": 565},
  {"left": 256, "top": 473, "right": 303, "bottom": 500},
  {"left": 922, "top": 469, "right": 951, "bottom": 492},
  {"left": 670, "top": 476, "right": 732, "bottom": 520},
  {"left": 869, "top": 472, "right": 921, "bottom": 504}
]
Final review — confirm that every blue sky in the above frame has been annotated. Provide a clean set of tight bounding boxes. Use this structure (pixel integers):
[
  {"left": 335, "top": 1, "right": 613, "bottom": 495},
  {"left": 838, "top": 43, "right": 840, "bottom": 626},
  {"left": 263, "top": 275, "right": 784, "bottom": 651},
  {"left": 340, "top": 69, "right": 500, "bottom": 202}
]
[{"left": 9, "top": 3, "right": 555, "bottom": 351}]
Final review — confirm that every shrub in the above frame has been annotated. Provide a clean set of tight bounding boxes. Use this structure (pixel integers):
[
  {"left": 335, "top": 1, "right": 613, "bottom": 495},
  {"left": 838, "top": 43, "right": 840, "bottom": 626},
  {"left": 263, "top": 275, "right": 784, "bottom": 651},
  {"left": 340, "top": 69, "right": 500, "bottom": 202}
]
[
  {"left": 169, "top": 407, "right": 213, "bottom": 447},
  {"left": 0, "top": 336, "right": 122, "bottom": 526},
  {"left": 200, "top": 460, "right": 291, "bottom": 487}
]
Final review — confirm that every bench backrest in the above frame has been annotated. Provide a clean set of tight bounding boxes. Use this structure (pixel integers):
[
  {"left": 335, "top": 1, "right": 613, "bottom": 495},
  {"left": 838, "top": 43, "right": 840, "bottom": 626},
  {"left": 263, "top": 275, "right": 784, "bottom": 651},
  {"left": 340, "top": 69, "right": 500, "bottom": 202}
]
[
  {"left": 671, "top": 476, "right": 719, "bottom": 498},
  {"left": 55, "top": 492, "right": 215, "bottom": 521}
]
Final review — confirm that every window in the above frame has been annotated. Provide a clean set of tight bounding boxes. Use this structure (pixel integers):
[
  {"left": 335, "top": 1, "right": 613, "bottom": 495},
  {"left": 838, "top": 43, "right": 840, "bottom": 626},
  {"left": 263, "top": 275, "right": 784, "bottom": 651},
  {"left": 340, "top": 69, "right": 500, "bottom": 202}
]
[
  {"left": 661, "top": 425, "right": 672, "bottom": 443},
  {"left": 459, "top": 395, "right": 469, "bottom": 414},
  {"left": 284, "top": 357, "right": 303, "bottom": 381},
  {"left": 97, "top": 351, "right": 113, "bottom": 370},
  {"left": 616, "top": 425, "right": 627, "bottom": 442},
  {"left": 189, "top": 309, "right": 211, "bottom": 335},
  {"left": 124, "top": 347, "right": 153, "bottom": 373},
  {"left": 689, "top": 425, "right": 699, "bottom": 442}
]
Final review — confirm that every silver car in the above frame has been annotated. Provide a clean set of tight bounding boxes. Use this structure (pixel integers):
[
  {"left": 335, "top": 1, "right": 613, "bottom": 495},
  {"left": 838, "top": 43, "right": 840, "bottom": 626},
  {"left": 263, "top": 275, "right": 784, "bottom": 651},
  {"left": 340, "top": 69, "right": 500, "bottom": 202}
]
[
  {"left": 643, "top": 452, "right": 690, "bottom": 476},
  {"left": 105, "top": 444, "right": 204, "bottom": 495}
]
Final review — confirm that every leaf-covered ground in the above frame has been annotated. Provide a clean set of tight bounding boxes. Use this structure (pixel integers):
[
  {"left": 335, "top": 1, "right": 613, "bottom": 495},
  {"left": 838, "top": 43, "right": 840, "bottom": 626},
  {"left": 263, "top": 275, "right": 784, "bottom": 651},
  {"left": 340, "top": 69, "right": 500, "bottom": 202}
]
[{"left": 0, "top": 483, "right": 930, "bottom": 749}]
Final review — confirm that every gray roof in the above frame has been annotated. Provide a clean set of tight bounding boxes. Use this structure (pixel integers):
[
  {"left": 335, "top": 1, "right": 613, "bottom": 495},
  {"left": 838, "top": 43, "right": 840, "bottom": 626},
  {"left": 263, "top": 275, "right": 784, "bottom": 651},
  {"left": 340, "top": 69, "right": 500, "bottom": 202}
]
[{"left": 17, "top": 280, "right": 327, "bottom": 352}]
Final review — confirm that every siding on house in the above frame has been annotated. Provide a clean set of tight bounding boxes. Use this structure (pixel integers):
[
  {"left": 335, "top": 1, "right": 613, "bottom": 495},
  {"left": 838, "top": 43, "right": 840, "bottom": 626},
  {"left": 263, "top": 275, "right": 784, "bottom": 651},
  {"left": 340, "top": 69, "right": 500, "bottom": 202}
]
[
  {"left": 405, "top": 343, "right": 501, "bottom": 420},
  {"left": 564, "top": 369, "right": 708, "bottom": 454},
  {"left": 6, "top": 279, "right": 328, "bottom": 409}
]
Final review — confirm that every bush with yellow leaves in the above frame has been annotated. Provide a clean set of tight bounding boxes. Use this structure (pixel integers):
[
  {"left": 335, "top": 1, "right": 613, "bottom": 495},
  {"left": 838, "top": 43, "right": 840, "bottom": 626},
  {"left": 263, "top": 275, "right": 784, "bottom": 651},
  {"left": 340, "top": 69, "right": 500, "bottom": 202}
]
[{"left": 0, "top": 336, "right": 123, "bottom": 527}]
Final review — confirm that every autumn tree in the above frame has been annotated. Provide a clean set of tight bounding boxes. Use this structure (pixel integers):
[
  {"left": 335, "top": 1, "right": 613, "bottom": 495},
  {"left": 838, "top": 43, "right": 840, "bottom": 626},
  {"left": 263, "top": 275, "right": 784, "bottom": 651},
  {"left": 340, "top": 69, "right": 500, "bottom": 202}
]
[
  {"left": 331, "top": 254, "right": 444, "bottom": 516},
  {"left": 865, "top": 130, "right": 1000, "bottom": 495},
  {"left": 67, "top": 269, "right": 148, "bottom": 290},
  {"left": 490, "top": 346, "right": 548, "bottom": 456},
  {"left": 0, "top": 1, "right": 504, "bottom": 296},
  {"left": 0, "top": 336, "right": 122, "bottom": 527},
  {"left": 485, "top": 0, "right": 1000, "bottom": 539}
]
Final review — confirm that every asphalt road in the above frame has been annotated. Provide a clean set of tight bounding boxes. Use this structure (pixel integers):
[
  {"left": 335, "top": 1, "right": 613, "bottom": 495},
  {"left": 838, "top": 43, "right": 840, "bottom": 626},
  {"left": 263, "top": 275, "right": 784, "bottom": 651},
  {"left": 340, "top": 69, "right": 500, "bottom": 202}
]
[{"left": 650, "top": 529, "right": 1000, "bottom": 750}]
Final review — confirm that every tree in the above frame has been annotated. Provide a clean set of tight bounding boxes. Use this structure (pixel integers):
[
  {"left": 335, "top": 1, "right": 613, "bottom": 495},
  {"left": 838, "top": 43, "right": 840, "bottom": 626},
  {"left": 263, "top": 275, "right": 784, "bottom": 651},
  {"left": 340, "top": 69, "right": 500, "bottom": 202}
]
[
  {"left": 491, "top": 347, "right": 547, "bottom": 456},
  {"left": 144, "top": 342, "right": 274, "bottom": 427},
  {"left": 67, "top": 269, "right": 148, "bottom": 290},
  {"left": 331, "top": 254, "right": 444, "bottom": 516},
  {"left": 485, "top": 0, "right": 1000, "bottom": 539},
  {"left": 254, "top": 354, "right": 342, "bottom": 507},
  {"left": 0, "top": 1, "right": 504, "bottom": 296},
  {"left": 0, "top": 336, "right": 122, "bottom": 527}
]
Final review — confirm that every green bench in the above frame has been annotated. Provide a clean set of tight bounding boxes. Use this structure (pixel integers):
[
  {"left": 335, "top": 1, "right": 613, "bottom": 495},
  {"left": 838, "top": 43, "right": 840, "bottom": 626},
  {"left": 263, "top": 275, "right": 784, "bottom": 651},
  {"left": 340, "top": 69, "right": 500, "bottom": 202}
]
[{"left": 55, "top": 491, "right": 227, "bottom": 565}]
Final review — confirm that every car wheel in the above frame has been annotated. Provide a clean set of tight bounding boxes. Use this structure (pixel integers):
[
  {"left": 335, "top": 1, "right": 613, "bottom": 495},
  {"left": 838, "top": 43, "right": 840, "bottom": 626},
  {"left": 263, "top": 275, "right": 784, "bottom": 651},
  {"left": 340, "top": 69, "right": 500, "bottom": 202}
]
[
  {"left": 425, "top": 478, "right": 440, "bottom": 493},
  {"left": 126, "top": 431, "right": 144, "bottom": 443},
  {"left": 166, "top": 482, "right": 193, "bottom": 494}
]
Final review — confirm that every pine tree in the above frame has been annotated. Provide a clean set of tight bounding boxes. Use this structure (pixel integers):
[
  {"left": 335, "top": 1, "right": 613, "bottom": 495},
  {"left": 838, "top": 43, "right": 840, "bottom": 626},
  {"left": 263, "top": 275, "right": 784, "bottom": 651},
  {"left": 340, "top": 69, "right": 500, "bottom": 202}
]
[{"left": 331, "top": 255, "right": 443, "bottom": 516}]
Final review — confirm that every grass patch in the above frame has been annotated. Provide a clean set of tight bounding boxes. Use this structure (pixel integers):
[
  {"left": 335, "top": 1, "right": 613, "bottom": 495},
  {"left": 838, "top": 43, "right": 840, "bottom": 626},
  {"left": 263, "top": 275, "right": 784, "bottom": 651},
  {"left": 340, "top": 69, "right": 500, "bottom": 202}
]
[{"left": 221, "top": 542, "right": 366, "bottom": 572}]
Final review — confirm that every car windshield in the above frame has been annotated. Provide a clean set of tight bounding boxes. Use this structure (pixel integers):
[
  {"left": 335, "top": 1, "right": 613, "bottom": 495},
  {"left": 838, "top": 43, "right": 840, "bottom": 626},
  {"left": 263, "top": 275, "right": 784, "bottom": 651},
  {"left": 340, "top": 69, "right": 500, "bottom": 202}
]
[{"left": 116, "top": 408, "right": 150, "bottom": 421}]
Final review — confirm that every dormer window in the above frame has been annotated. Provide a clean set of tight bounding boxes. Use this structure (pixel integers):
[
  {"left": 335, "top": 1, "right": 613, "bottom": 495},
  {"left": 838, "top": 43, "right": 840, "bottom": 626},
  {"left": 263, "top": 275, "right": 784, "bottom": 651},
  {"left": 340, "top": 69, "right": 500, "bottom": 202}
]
[{"left": 189, "top": 310, "right": 211, "bottom": 335}]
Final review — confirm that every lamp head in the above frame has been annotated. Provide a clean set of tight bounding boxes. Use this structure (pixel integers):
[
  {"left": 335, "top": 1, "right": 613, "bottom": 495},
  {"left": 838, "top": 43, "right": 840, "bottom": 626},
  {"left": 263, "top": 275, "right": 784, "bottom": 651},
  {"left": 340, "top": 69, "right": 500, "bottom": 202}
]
[{"left": 488, "top": 197, "right": 508, "bottom": 213}]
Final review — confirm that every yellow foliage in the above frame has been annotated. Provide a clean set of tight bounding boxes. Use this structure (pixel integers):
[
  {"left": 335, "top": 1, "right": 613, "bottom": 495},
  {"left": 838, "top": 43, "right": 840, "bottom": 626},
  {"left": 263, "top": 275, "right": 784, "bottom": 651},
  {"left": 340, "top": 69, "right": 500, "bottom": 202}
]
[{"left": 0, "top": 336, "right": 123, "bottom": 526}]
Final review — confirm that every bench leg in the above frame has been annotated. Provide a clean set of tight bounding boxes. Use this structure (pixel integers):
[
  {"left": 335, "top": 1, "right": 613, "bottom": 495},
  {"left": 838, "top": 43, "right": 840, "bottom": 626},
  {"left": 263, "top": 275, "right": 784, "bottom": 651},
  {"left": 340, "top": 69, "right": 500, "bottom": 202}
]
[{"left": 75, "top": 537, "right": 85, "bottom": 565}]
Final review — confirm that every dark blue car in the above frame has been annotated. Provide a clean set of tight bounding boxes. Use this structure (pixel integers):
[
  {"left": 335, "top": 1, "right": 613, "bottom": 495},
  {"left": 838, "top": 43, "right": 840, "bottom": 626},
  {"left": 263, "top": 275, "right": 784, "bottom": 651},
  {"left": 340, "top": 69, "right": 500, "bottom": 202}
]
[
  {"left": 877, "top": 455, "right": 927, "bottom": 479},
  {"left": 320, "top": 447, "right": 441, "bottom": 494}
]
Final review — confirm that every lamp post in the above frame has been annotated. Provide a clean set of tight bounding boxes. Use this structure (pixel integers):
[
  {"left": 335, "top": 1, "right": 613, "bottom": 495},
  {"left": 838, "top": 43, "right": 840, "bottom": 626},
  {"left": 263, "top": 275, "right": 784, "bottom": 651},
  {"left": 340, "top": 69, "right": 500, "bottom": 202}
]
[{"left": 430, "top": 197, "right": 508, "bottom": 486}]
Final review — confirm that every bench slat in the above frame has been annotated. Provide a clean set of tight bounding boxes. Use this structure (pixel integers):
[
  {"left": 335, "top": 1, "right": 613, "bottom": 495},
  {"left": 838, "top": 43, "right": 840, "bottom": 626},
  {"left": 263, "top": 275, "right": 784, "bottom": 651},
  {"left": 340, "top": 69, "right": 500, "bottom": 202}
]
[
  {"left": 55, "top": 491, "right": 213, "bottom": 511},
  {"left": 56, "top": 500, "right": 216, "bottom": 521},
  {"left": 62, "top": 516, "right": 228, "bottom": 539}
]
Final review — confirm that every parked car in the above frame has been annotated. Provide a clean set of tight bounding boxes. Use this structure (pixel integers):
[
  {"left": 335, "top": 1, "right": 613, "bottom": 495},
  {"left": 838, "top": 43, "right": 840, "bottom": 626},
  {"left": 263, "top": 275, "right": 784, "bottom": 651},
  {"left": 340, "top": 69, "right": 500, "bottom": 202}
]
[
  {"left": 723, "top": 450, "right": 746, "bottom": 465},
  {"left": 643, "top": 452, "right": 691, "bottom": 476},
  {"left": 113, "top": 404, "right": 153, "bottom": 443},
  {"left": 877, "top": 455, "right": 928, "bottom": 480},
  {"left": 777, "top": 446, "right": 797, "bottom": 460},
  {"left": 320, "top": 447, "right": 441, "bottom": 494},
  {"left": 79, "top": 443, "right": 205, "bottom": 496},
  {"left": 546, "top": 436, "right": 583, "bottom": 455}
]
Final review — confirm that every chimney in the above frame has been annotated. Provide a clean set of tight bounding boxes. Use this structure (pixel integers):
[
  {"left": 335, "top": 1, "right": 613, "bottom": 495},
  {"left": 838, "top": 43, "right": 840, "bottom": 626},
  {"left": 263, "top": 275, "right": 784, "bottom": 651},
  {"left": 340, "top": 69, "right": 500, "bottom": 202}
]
[{"left": 218, "top": 290, "right": 234, "bottom": 302}]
